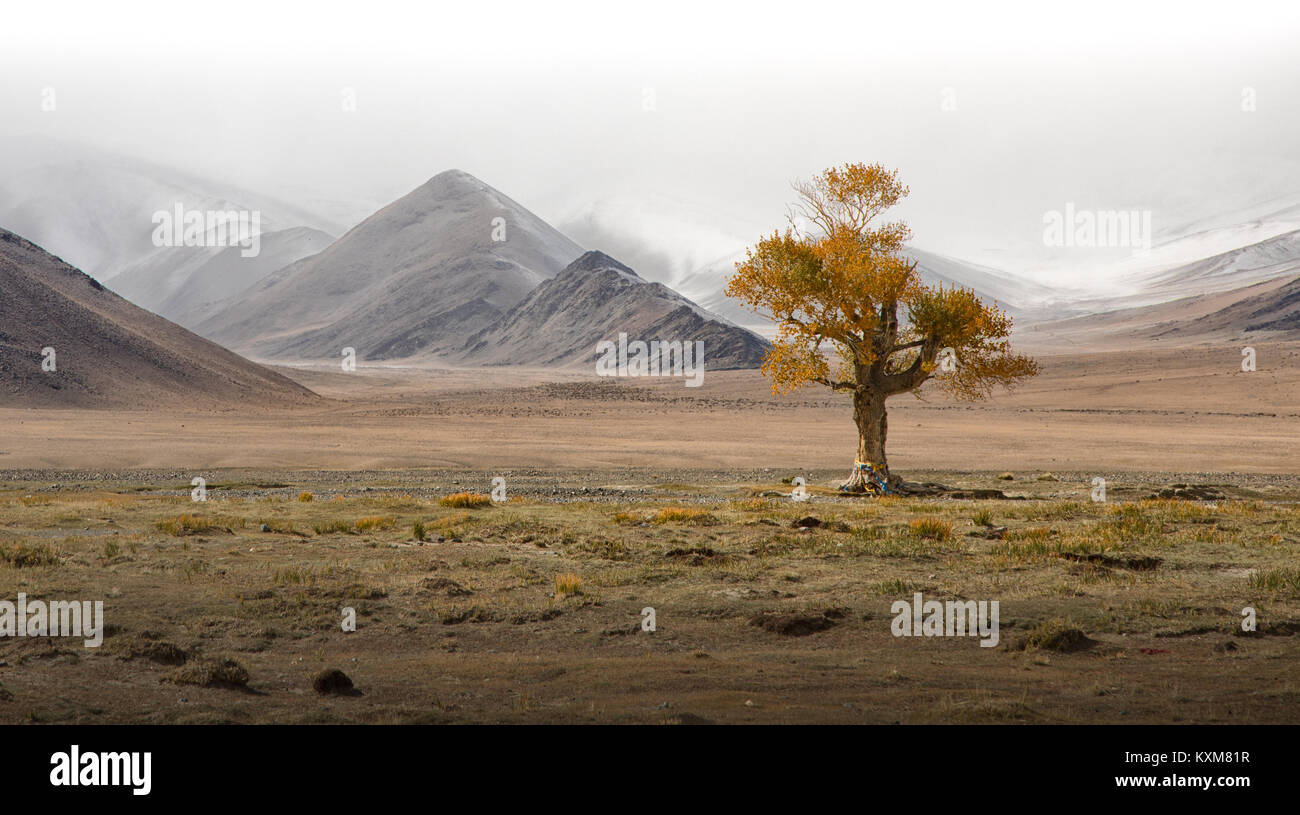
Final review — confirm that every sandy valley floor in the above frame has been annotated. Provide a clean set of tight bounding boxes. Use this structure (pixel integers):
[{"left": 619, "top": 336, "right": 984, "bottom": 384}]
[{"left": 2, "top": 343, "right": 1298, "bottom": 474}]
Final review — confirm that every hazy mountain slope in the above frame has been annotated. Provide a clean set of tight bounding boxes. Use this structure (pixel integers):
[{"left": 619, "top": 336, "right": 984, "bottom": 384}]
[
  {"left": 1145, "top": 191, "right": 1300, "bottom": 269},
  {"left": 674, "top": 245, "right": 1067, "bottom": 338},
  {"left": 902, "top": 247, "right": 1061, "bottom": 310},
  {"left": 1154, "top": 275, "right": 1300, "bottom": 339},
  {"left": 1135, "top": 228, "right": 1300, "bottom": 300},
  {"left": 197, "top": 170, "right": 584, "bottom": 361},
  {"left": 1046, "top": 226, "right": 1300, "bottom": 321},
  {"left": 1020, "top": 274, "right": 1300, "bottom": 351},
  {"left": 458, "top": 250, "right": 769, "bottom": 370},
  {"left": 0, "top": 229, "right": 317, "bottom": 409},
  {"left": 111, "top": 227, "right": 335, "bottom": 327},
  {"left": 0, "top": 153, "right": 347, "bottom": 281}
]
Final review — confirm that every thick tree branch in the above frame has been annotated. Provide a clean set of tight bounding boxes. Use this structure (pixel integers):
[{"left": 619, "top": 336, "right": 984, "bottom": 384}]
[{"left": 815, "top": 377, "right": 857, "bottom": 392}]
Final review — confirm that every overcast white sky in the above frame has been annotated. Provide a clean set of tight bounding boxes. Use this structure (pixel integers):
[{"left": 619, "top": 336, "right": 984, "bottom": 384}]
[{"left": 3, "top": 0, "right": 1299, "bottom": 289}]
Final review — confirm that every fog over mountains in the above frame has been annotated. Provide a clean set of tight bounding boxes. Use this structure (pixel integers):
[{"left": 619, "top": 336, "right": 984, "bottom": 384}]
[
  {"left": 0, "top": 150, "right": 350, "bottom": 282},
  {"left": 112, "top": 226, "right": 336, "bottom": 326}
]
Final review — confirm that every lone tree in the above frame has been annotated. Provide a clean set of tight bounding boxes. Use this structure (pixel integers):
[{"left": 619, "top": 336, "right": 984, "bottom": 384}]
[{"left": 726, "top": 163, "right": 1038, "bottom": 493}]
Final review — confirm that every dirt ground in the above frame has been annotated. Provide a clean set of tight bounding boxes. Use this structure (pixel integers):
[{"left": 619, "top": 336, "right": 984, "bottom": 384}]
[
  {"left": 1, "top": 343, "right": 1298, "bottom": 724},
  {"left": 2, "top": 343, "right": 1298, "bottom": 474}
]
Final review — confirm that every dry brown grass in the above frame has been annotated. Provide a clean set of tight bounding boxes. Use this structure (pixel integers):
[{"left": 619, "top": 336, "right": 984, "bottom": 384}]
[
  {"left": 438, "top": 492, "right": 493, "bottom": 509},
  {"left": 554, "top": 572, "right": 583, "bottom": 597},
  {"left": 3, "top": 471, "right": 1299, "bottom": 725},
  {"left": 155, "top": 513, "right": 242, "bottom": 536},
  {"left": 652, "top": 507, "right": 718, "bottom": 525}
]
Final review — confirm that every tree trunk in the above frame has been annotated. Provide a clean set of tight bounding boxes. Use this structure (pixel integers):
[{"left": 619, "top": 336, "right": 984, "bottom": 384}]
[{"left": 840, "top": 387, "right": 898, "bottom": 494}]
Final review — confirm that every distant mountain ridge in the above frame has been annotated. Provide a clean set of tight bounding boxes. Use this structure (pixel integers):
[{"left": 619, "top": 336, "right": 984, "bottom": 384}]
[
  {"left": 458, "top": 250, "right": 770, "bottom": 369},
  {"left": 196, "top": 170, "right": 584, "bottom": 361},
  {"left": 1020, "top": 271, "right": 1300, "bottom": 351}
]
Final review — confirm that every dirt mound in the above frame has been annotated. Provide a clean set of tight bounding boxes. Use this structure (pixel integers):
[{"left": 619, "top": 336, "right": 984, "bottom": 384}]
[
  {"left": 790, "top": 516, "right": 850, "bottom": 531},
  {"left": 1149, "top": 484, "right": 1226, "bottom": 501},
  {"left": 749, "top": 608, "right": 845, "bottom": 636},
  {"left": 1058, "top": 553, "right": 1161, "bottom": 571},
  {"left": 420, "top": 577, "right": 472, "bottom": 597},
  {"left": 312, "top": 668, "right": 359, "bottom": 696},
  {"left": 166, "top": 658, "right": 250, "bottom": 689},
  {"left": 665, "top": 546, "right": 722, "bottom": 565},
  {"left": 1015, "top": 621, "right": 1095, "bottom": 653},
  {"left": 116, "top": 638, "right": 189, "bottom": 665}
]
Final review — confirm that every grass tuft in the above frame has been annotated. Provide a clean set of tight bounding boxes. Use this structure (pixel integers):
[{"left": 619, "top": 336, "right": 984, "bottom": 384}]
[
  {"left": 0, "top": 542, "right": 60, "bottom": 568},
  {"left": 438, "top": 492, "right": 493, "bottom": 509},
  {"left": 155, "top": 514, "right": 240, "bottom": 536},
  {"left": 1250, "top": 568, "right": 1300, "bottom": 595},
  {"left": 908, "top": 518, "right": 953, "bottom": 541},
  {"left": 354, "top": 515, "right": 395, "bottom": 533},
  {"left": 554, "top": 572, "right": 583, "bottom": 597},
  {"left": 653, "top": 507, "right": 719, "bottom": 526}
]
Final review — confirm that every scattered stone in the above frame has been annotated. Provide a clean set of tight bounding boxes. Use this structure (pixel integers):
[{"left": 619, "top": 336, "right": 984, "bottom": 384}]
[
  {"left": 947, "top": 489, "right": 1009, "bottom": 500},
  {"left": 1037, "top": 473, "right": 1059, "bottom": 482},
  {"left": 790, "top": 516, "right": 849, "bottom": 532},
  {"left": 260, "top": 524, "right": 271, "bottom": 532},
  {"left": 998, "top": 472, "right": 1015, "bottom": 481},
  {"left": 894, "top": 481, "right": 948, "bottom": 496},
  {"left": 1149, "top": 485, "right": 1225, "bottom": 501}
]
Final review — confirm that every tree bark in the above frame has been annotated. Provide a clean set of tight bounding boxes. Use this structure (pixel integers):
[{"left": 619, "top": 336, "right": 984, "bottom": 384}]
[{"left": 840, "top": 386, "right": 897, "bottom": 494}]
